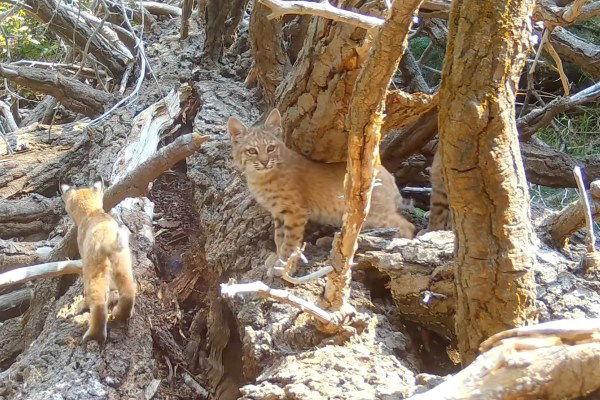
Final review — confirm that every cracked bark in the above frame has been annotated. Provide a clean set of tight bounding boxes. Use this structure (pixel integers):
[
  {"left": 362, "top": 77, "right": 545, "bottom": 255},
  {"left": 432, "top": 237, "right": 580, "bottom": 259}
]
[{"left": 439, "top": 0, "right": 538, "bottom": 364}]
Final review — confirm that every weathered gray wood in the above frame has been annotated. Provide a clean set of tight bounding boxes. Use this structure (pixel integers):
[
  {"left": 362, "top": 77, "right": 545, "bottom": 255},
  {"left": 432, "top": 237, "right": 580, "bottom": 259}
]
[{"left": 0, "top": 288, "right": 33, "bottom": 322}]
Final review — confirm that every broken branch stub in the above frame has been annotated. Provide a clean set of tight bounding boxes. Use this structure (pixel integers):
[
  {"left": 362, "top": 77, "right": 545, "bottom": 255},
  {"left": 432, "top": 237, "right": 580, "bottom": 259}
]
[{"left": 542, "top": 180, "right": 600, "bottom": 249}]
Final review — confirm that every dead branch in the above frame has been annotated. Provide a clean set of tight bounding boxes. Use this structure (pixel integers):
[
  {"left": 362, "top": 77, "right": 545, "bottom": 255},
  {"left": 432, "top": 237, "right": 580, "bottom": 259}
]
[
  {"left": 259, "top": 0, "right": 384, "bottom": 29},
  {"left": 549, "top": 26, "right": 600, "bottom": 79},
  {"left": 0, "top": 239, "right": 54, "bottom": 271},
  {"left": 10, "top": 60, "right": 109, "bottom": 81},
  {"left": 518, "top": 80, "right": 600, "bottom": 141},
  {"left": 521, "top": 141, "right": 600, "bottom": 188},
  {"left": 180, "top": 0, "right": 193, "bottom": 39},
  {"left": 0, "top": 101, "right": 18, "bottom": 133},
  {"left": 221, "top": 281, "right": 333, "bottom": 325},
  {"left": 49, "top": 129, "right": 208, "bottom": 263},
  {"left": 323, "top": 0, "right": 423, "bottom": 310},
  {"left": 408, "top": 318, "right": 600, "bottom": 400},
  {"left": 0, "top": 260, "right": 83, "bottom": 290},
  {"left": 19, "top": 96, "right": 58, "bottom": 127},
  {"left": 0, "top": 195, "right": 62, "bottom": 239},
  {"left": 542, "top": 180, "right": 600, "bottom": 249},
  {"left": 0, "top": 64, "right": 112, "bottom": 118},
  {"left": 141, "top": 1, "right": 182, "bottom": 16},
  {"left": 0, "top": 287, "right": 33, "bottom": 322},
  {"left": 535, "top": 0, "right": 600, "bottom": 25},
  {"left": 24, "top": 0, "right": 134, "bottom": 75},
  {"left": 545, "top": 38, "right": 570, "bottom": 95}
]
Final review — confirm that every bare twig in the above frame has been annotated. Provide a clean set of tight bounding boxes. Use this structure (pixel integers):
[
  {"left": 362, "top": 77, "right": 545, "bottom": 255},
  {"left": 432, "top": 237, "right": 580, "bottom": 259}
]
[
  {"left": 574, "top": 167, "right": 596, "bottom": 253},
  {"left": 258, "top": 0, "right": 384, "bottom": 29},
  {"left": 0, "top": 260, "right": 83, "bottom": 290},
  {"left": 221, "top": 281, "right": 333, "bottom": 325},
  {"left": 545, "top": 39, "right": 570, "bottom": 95},
  {"left": 520, "top": 28, "right": 549, "bottom": 117},
  {"left": 518, "top": 80, "right": 600, "bottom": 141}
]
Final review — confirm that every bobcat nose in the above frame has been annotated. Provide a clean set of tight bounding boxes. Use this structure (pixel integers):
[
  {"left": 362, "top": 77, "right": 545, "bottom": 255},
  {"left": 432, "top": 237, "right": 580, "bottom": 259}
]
[{"left": 260, "top": 160, "right": 269, "bottom": 168}]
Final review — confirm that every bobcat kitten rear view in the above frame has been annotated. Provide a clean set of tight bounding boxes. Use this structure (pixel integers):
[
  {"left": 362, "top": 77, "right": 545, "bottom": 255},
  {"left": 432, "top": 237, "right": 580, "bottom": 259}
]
[
  {"left": 227, "top": 109, "right": 415, "bottom": 261},
  {"left": 61, "top": 182, "right": 136, "bottom": 345}
]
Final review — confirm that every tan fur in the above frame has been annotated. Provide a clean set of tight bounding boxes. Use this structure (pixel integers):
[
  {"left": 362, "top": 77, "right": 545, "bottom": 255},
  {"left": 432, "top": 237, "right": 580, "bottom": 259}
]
[
  {"left": 426, "top": 147, "right": 452, "bottom": 231},
  {"left": 227, "top": 109, "right": 415, "bottom": 260},
  {"left": 61, "top": 182, "right": 136, "bottom": 345}
]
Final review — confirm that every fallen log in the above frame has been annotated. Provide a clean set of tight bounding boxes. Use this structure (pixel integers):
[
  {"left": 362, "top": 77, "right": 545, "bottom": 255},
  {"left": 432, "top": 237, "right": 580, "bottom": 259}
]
[
  {"left": 0, "top": 287, "right": 33, "bottom": 322},
  {"left": 408, "top": 319, "right": 600, "bottom": 400},
  {"left": 0, "top": 239, "right": 53, "bottom": 271},
  {"left": 0, "top": 64, "right": 112, "bottom": 118},
  {"left": 0, "top": 195, "right": 62, "bottom": 239},
  {"left": 24, "top": 0, "right": 133, "bottom": 75},
  {"left": 549, "top": 26, "right": 600, "bottom": 79}
]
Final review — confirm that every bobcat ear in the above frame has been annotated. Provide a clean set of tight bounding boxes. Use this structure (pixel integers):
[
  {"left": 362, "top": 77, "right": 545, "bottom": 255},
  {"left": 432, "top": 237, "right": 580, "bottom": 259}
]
[
  {"left": 60, "top": 184, "right": 71, "bottom": 195},
  {"left": 93, "top": 180, "right": 104, "bottom": 192},
  {"left": 227, "top": 116, "right": 247, "bottom": 142},
  {"left": 264, "top": 109, "right": 282, "bottom": 130}
]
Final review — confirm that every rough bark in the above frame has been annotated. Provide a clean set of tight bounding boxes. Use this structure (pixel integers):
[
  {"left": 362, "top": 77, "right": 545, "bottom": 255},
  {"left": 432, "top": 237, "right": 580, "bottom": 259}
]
[
  {"left": 187, "top": 72, "right": 421, "bottom": 400},
  {"left": 249, "top": 0, "right": 291, "bottom": 106},
  {"left": 0, "top": 195, "right": 62, "bottom": 240},
  {"left": 24, "top": 0, "right": 133, "bottom": 75},
  {"left": 202, "top": 0, "right": 249, "bottom": 63},
  {"left": 408, "top": 319, "right": 600, "bottom": 400},
  {"left": 541, "top": 181, "right": 600, "bottom": 249},
  {"left": 438, "top": 0, "right": 538, "bottom": 363},
  {"left": 0, "top": 239, "right": 54, "bottom": 271},
  {"left": 521, "top": 141, "right": 600, "bottom": 188},
  {"left": 0, "top": 64, "right": 112, "bottom": 118},
  {"left": 275, "top": 0, "right": 381, "bottom": 162},
  {"left": 19, "top": 96, "right": 58, "bottom": 127},
  {"left": 549, "top": 26, "right": 600, "bottom": 79},
  {"left": 323, "top": 0, "right": 424, "bottom": 310},
  {"left": 0, "top": 288, "right": 32, "bottom": 322}
]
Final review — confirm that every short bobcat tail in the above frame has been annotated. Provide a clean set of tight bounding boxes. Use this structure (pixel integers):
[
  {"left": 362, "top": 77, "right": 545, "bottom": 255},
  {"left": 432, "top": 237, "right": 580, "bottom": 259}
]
[{"left": 98, "top": 225, "right": 130, "bottom": 257}]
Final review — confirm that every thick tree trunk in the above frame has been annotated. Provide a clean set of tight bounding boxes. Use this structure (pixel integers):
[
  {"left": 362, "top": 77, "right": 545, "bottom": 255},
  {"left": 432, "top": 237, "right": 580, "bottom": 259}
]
[
  {"left": 276, "top": 0, "right": 379, "bottom": 162},
  {"left": 438, "top": 0, "right": 538, "bottom": 363},
  {"left": 203, "top": 0, "right": 249, "bottom": 63},
  {"left": 248, "top": 0, "right": 291, "bottom": 106}
]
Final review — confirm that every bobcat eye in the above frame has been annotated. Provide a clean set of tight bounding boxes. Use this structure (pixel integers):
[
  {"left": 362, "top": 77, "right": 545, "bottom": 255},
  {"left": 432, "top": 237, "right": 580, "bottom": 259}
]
[
  {"left": 266, "top": 145, "right": 276, "bottom": 153},
  {"left": 246, "top": 148, "right": 258, "bottom": 155}
]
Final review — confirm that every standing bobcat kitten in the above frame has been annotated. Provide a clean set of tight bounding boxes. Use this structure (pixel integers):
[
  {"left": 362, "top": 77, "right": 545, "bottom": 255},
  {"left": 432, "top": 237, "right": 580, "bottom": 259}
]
[
  {"left": 227, "top": 109, "right": 415, "bottom": 261},
  {"left": 61, "top": 181, "right": 136, "bottom": 345}
]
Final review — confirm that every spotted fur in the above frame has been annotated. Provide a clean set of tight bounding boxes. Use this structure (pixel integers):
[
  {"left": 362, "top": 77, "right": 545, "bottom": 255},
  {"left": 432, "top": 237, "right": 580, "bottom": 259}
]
[{"left": 227, "top": 108, "right": 415, "bottom": 260}]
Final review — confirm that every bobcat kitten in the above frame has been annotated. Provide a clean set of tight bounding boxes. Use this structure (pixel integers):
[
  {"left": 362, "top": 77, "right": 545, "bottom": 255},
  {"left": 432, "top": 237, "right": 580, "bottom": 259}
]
[
  {"left": 61, "top": 181, "right": 136, "bottom": 345},
  {"left": 227, "top": 108, "right": 415, "bottom": 261},
  {"left": 426, "top": 147, "right": 452, "bottom": 232}
]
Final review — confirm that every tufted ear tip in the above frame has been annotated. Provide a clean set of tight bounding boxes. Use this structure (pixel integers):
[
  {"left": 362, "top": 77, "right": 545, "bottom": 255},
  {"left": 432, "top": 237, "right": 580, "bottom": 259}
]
[{"left": 93, "top": 180, "right": 104, "bottom": 191}]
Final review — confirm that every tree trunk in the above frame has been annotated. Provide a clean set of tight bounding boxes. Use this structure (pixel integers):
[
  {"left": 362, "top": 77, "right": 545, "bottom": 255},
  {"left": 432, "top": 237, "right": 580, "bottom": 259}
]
[
  {"left": 248, "top": 0, "right": 291, "bottom": 106},
  {"left": 203, "top": 0, "right": 249, "bottom": 64},
  {"left": 276, "top": 0, "right": 380, "bottom": 162},
  {"left": 438, "top": 0, "right": 538, "bottom": 364}
]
